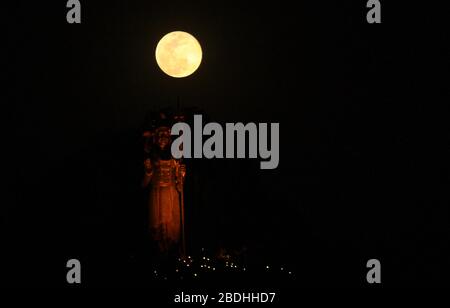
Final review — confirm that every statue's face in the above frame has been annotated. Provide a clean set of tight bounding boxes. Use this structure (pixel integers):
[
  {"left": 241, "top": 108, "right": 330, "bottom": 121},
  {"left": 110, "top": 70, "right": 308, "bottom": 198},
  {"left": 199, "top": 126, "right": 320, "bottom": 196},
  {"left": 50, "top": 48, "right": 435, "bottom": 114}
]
[{"left": 156, "top": 129, "right": 171, "bottom": 149}]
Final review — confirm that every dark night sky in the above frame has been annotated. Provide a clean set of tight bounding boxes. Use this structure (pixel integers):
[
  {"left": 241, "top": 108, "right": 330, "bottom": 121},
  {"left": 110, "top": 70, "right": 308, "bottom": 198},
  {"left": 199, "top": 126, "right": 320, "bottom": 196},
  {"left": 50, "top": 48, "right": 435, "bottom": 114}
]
[{"left": 5, "top": 1, "right": 450, "bottom": 288}]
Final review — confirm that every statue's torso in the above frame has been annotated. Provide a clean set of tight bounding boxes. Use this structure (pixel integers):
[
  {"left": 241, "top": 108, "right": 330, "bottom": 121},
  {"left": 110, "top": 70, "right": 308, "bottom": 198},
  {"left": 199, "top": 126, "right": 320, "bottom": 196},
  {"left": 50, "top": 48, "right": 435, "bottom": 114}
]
[{"left": 152, "top": 159, "right": 177, "bottom": 187}]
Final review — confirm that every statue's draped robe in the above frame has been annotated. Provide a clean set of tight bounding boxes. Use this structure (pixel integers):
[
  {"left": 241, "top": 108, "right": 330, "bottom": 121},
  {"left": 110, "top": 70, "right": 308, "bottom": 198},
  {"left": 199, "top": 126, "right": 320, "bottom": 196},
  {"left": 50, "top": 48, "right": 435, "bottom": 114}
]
[{"left": 148, "top": 159, "right": 181, "bottom": 252}]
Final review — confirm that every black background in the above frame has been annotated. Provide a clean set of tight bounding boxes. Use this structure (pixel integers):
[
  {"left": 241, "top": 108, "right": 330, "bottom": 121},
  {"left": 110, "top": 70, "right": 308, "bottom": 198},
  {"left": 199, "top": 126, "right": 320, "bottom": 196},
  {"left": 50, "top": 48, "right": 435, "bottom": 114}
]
[{"left": 5, "top": 1, "right": 450, "bottom": 288}]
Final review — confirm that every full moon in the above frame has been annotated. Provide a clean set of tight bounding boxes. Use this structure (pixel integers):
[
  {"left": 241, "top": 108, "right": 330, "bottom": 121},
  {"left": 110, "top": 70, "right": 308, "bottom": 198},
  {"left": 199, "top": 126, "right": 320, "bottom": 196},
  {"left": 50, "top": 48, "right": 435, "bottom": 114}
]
[{"left": 155, "top": 31, "right": 202, "bottom": 78}]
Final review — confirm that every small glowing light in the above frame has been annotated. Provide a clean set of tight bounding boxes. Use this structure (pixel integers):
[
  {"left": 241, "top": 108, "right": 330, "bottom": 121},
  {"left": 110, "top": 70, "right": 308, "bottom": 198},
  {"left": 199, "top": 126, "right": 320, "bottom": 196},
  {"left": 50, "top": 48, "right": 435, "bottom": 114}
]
[
  {"left": 187, "top": 264, "right": 190, "bottom": 267},
  {"left": 243, "top": 268, "right": 246, "bottom": 271},
  {"left": 207, "top": 266, "right": 211, "bottom": 269},
  {"left": 203, "top": 257, "right": 206, "bottom": 260},
  {"left": 175, "top": 269, "right": 179, "bottom": 272},
  {"left": 194, "top": 273, "right": 198, "bottom": 277},
  {"left": 288, "top": 271, "right": 292, "bottom": 275},
  {"left": 281, "top": 267, "right": 284, "bottom": 271},
  {"left": 154, "top": 270, "right": 157, "bottom": 274},
  {"left": 266, "top": 266, "right": 270, "bottom": 269},
  {"left": 213, "top": 268, "right": 216, "bottom": 271}
]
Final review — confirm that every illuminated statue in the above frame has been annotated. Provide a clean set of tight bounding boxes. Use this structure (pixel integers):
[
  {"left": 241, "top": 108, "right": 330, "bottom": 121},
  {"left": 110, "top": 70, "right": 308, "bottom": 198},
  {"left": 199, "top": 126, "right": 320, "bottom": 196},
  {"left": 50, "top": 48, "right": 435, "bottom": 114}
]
[{"left": 142, "top": 119, "right": 186, "bottom": 255}]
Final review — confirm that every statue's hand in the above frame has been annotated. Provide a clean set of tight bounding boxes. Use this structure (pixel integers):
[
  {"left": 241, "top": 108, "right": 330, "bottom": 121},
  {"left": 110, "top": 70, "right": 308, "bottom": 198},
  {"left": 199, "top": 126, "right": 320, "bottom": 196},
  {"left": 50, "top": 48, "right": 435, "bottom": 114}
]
[
  {"left": 144, "top": 158, "right": 152, "bottom": 173},
  {"left": 179, "top": 164, "right": 186, "bottom": 178}
]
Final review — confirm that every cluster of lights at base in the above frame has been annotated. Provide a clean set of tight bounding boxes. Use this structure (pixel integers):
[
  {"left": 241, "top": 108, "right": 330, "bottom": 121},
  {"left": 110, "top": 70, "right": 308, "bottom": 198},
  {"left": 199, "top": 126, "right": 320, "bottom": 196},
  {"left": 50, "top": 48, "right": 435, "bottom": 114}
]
[{"left": 151, "top": 248, "right": 295, "bottom": 281}]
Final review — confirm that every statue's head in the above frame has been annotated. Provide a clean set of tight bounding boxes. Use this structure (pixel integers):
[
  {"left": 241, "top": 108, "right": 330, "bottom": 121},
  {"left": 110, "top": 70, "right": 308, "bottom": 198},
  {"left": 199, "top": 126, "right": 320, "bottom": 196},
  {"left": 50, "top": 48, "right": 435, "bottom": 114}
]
[{"left": 155, "top": 126, "right": 171, "bottom": 150}]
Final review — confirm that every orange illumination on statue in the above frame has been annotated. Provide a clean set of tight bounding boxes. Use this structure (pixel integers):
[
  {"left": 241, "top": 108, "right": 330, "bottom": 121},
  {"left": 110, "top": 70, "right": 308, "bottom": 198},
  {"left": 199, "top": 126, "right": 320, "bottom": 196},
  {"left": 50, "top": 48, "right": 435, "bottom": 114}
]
[{"left": 142, "top": 125, "right": 186, "bottom": 254}]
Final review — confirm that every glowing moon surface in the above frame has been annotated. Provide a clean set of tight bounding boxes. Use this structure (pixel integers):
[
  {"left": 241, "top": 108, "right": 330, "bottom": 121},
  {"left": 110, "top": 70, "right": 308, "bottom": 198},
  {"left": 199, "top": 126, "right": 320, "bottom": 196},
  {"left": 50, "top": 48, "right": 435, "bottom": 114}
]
[{"left": 155, "top": 31, "right": 202, "bottom": 78}]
